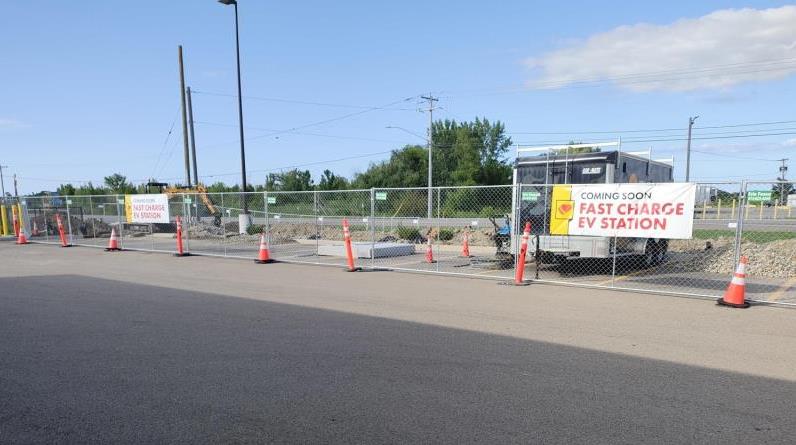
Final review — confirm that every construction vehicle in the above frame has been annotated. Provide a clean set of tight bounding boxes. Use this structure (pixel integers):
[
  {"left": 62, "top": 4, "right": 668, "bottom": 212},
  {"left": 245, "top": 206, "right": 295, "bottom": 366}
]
[{"left": 165, "top": 184, "right": 222, "bottom": 226}]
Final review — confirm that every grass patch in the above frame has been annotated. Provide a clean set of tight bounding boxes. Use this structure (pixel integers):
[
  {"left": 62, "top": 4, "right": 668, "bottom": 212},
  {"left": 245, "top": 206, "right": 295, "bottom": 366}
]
[{"left": 693, "top": 229, "right": 796, "bottom": 243}]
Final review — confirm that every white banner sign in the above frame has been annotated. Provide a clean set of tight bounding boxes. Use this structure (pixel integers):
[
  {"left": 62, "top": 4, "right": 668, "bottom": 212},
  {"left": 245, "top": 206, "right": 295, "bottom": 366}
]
[
  {"left": 127, "top": 194, "right": 170, "bottom": 224},
  {"left": 550, "top": 183, "right": 696, "bottom": 239}
]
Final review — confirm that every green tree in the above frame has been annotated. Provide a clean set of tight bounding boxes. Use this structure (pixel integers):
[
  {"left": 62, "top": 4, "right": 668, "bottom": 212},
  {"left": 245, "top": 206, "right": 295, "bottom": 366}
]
[
  {"left": 57, "top": 184, "right": 76, "bottom": 196},
  {"left": 431, "top": 117, "right": 513, "bottom": 186},
  {"left": 552, "top": 141, "right": 601, "bottom": 155},
  {"left": 265, "top": 169, "right": 314, "bottom": 191},
  {"left": 352, "top": 145, "right": 427, "bottom": 188},
  {"left": 317, "top": 169, "right": 349, "bottom": 190},
  {"left": 353, "top": 117, "right": 513, "bottom": 188},
  {"left": 103, "top": 173, "right": 135, "bottom": 194},
  {"left": 772, "top": 181, "right": 794, "bottom": 205}
]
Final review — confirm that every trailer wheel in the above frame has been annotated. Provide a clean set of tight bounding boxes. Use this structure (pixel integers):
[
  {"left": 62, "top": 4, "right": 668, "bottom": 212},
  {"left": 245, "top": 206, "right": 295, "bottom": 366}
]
[
  {"left": 654, "top": 240, "right": 668, "bottom": 265},
  {"left": 643, "top": 240, "right": 657, "bottom": 268}
]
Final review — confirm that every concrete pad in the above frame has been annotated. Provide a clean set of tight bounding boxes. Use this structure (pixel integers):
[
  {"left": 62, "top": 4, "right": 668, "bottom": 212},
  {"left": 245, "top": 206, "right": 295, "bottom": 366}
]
[{"left": 317, "top": 242, "right": 415, "bottom": 258}]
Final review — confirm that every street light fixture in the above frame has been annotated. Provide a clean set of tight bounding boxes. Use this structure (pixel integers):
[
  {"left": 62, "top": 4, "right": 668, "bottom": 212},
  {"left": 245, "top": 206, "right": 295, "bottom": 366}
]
[
  {"left": 218, "top": 0, "right": 250, "bottom": 232},
  {"left": 386, "top": 126, "right": 433, "bottom": 219}
]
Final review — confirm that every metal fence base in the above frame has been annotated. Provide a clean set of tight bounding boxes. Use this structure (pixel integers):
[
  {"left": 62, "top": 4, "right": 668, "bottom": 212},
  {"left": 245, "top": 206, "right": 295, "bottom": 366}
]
[{"left": 716, "top": 298, "right": 751, "bottom": 309}]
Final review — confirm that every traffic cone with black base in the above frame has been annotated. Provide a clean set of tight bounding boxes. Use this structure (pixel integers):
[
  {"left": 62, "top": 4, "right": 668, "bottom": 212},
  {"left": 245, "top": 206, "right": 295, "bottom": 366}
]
[
  {"left": 56, "top": 214, "right": 71, "bottom": 247},
  {"left": 425, "top": 237, "right": 436, "bottom": 264},
  {"left": 16, "top": 225, "right": 28, "bottom": 245},
  {"left": 717, "top": 256, "right": 750, "bottom": 308},
  {"left": 174, "top": 216, "right": 191, "bottom": 257},
  {"left": 254, "top": 232, "right": 274, "bottom": 264},
  {"left": 461, "top": 229, "right": 471, "bottom": 258},
  {"left": 105, "top": 228, "right": 121, "bottom": 251}
]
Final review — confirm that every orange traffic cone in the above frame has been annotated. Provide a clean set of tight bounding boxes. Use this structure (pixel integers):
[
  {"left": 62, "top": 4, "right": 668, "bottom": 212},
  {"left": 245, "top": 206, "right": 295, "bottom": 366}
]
[
  {"left": 717, "top": 256, "right": 750, "bottom": 308},
  {"left": 254, "top": 232, "right": 273, "bottom": 264},
  {"left": 461, "top": 229, "right": 471, "bottom": 258},
  {"left": 105, "top": 228, "right": 121, "bottom": 251},
  {"left": 16, "top": 225, "right": 28, "bottom": 245},
  {"left": 425, "top": 237, "right": 436, "bottom": 263}
]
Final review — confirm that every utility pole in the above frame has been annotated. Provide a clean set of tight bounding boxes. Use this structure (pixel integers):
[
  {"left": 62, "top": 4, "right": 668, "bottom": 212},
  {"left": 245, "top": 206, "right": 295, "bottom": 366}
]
[
  {"left": 778, "top": 158, "right": 789, "bottom": 205},
  {"left": 13, "top": 174, "right": 19, "bottom": 198},
  {"left": 685, "top": 115, "right": 698, "bottom": 182},
  {"left": 178, "top": 45, "right": 191, "bottom": 188},
  {"left": 187, "top": 86, "right": 199, "bottom": 185},
  {"left": 421, "top": 94, "right": 438, "bottom": 219},
  {"left": 0, "top": 164, "right": 7, "bottom": 203}
]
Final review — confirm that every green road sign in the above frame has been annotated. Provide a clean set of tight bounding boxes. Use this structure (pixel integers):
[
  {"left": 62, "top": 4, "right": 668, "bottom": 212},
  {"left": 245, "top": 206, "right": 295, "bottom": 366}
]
[
  {"left": 184, "top": 198, "right": 192, "bottom": 204},
  {"left": 522, "top": 191, "right": 540, "bottom": 202},
  {"left": 375, "top": 192, "right": 387, "bottom": 201},
  {"left": 267, "top": 196, "right": 276, "bottom": 204},
  {"left": 747, "top": 190, "right": 773, "bottom": 202}
]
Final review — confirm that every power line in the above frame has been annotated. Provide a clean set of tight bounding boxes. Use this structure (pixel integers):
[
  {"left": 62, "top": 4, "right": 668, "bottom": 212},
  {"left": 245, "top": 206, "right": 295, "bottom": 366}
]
[
  {"left": 194, "top": 120, "right": 406, "bottom": 144},
  {"left": 689, "top": 149, "right": 782, "bottom": 162},
  {"left": 197, "top": 95, "right": 418, "bottom": 151},
  {"left": 191, "top": 90, "right": 415, "bottom": 111},
  {"left": 516, "top": 130, "right": 796, "bottom": 146},
  {"left": 508, "top": 120, "right": 796, "bottom": 135},
  {"left": 150, "top": 107, "right": 181, "bottom": 180}
]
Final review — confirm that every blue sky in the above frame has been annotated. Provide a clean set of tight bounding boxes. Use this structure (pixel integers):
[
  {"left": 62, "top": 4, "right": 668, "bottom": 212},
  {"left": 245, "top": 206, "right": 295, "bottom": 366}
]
[{"left": 1, "top": 0, "right": 794, "bottom": 194}]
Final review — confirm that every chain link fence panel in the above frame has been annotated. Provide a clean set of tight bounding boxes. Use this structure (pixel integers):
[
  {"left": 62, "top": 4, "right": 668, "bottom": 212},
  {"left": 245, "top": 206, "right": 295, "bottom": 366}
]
[{"left": 10, "top": 181, "right": 796, "bottom": 306}]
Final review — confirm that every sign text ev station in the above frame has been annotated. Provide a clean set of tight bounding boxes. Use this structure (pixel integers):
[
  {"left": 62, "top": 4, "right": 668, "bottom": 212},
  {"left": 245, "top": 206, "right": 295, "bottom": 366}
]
[
  {"left": 550, "top": 183, "right": 696, "bottom": 239},
  {"left": 125, "top": 194, "right": 170, "bottom": 224}
]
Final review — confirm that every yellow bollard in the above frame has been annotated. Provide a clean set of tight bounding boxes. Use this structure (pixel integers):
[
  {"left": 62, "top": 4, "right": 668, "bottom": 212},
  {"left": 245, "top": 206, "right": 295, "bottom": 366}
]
[
  {"left": 702, "top": 201, "right": 707, "bottom": 219},
  {"left": 774, "top": 205, "right": 778, "bottom": 219},
  {"left": 745, "top": 203, "right": 751, "bottom": 219},
  {"left": 759, "top": 203, "right": 764, "bottom": 220},
  {"left": 717, "top": 198, "right": 722, "bottom": 219},
  {"left": 0, "top": 205, "right": 8, "bottom": 235},
  {"left": 731, "top": 199, "right": 736, "bottom": 219}
]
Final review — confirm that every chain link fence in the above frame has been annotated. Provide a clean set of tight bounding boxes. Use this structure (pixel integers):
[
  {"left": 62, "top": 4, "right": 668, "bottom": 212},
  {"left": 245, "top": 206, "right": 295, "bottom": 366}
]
[{"left": 9, "top": 181, "right": 796, "bottom": 305}]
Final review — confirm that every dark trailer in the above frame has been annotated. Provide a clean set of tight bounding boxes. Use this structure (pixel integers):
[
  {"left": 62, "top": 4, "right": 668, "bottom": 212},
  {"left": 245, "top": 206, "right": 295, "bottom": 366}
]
[{"left": 512, "top": 143, "right": 674, "bottom": 265}]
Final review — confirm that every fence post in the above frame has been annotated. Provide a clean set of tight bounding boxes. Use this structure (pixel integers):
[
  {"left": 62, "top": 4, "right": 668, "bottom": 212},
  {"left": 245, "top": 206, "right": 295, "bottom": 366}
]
[
  {"left": 116, "top": 195, "right": 124, "bottom": 249},
  {"left": 264, "top": 191, "right": 270, "bottom": 256},
  {"left": 717, "top": 198, "right": 722, "bottom": 219},
  {"left": 314, "top": 190, "right": 319, "bottom": 257},
  {"left": 65, "top": 198, "right": 74, "bottom": 245},
  {"left": 370, "top": 188, "right": 375, "bottom": 270},
  {"left": 733, "top": 181, "right": 746, "bottom": 268}
]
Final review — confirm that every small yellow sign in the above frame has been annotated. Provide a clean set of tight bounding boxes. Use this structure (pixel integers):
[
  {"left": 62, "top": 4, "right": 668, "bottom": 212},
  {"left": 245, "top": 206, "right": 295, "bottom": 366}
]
[
  {"left": 550, "top": 185, "right": 573, "bottom": 235},
  {"left": 124, "top": 195, "right": 132, "bottom": 223}
]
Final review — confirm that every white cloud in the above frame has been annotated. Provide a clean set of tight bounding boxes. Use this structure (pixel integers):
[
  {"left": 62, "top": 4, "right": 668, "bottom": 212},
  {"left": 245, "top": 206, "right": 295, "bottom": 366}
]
[
  {"left": 783, "top": 137, "right": 796, "bottom": 146},
  {"left": 526, "top": 6, "right": 796, "bottom": 92},
  {"left": 0, "top": 118, "right": 29, "bottom": 129}
]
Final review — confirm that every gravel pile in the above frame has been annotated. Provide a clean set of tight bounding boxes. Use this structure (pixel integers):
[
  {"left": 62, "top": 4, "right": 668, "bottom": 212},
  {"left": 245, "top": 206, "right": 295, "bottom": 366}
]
[{"left": 668, "top": 238, "right": 796, "bottom": 279}]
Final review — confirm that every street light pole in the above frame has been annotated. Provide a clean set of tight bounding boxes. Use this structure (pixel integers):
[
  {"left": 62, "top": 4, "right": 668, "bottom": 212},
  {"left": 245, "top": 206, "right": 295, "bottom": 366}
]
[
  {"left": 219, "top": 0, "right": 250, "bottom": 226},
  {"left": 421, "top": 95, "right": 438, "bottom": 219},
  {"left": 0, "top": 164, "right": 7, "bottom": 203},
  {"left": 685, "top": 115, "right": 698, "bottom": 182}
]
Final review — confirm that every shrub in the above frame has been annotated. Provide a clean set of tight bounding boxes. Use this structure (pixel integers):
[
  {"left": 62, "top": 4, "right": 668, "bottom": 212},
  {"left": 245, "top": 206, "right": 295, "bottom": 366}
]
[
  {"left": 396, "top": 226, "right": 421, "bottom": 241},
  {"left": 438, "top": 228, "right": 455, "bottom": 241},
  {"left": 247, "top": 224, "right": 265, "bottom": 235}
]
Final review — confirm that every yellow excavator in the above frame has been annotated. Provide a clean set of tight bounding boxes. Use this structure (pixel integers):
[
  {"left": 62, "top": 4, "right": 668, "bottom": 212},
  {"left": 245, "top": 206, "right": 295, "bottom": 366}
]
[{"left": 164, "top": 184, "right": 222, "bottom": 226}]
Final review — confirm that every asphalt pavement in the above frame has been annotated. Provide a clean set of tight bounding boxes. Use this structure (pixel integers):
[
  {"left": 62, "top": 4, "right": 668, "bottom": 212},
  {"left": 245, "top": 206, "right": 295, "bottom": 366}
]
[{"left": 2, "top": 243, "right": 796, "bottom": 443}]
